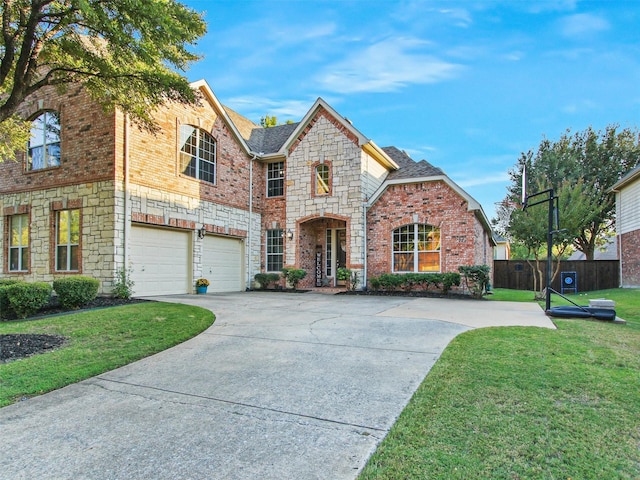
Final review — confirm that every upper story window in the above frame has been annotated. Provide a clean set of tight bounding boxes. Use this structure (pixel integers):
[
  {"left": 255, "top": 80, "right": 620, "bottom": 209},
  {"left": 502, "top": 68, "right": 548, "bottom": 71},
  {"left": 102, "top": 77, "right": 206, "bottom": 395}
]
[
  {"left": 28, "top": 111, "right": 61, "bottom": 170},
  {"left": 267, "top": 162, "right": 285, "bottom": 197},
  {"left": 8, "top": 214, "right": 29, "bottom": 272},
  {"left": 180, "top": 125, "right": 216, "bottom": 184},
  {"left": 56, "top": 209, "right": 80, "bottom": 271},
  {"left": 312, "top": 161, "right": 332, "bottom": 197},
  {"left": 315, "top": 164, "right": 330, "bottom": 195},
  {"left": 392, "top": 224, "right": 441, "bottom": 273}
]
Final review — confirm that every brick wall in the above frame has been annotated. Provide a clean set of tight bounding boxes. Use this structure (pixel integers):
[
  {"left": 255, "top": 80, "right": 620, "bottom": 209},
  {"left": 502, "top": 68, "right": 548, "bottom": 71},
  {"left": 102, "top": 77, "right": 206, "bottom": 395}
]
[
  {"left": 366, "top": 180, "right": 486, "bottom": 279},
  {"left": 0, "top": 85, "right": 116, "bottom": 195},
  {"left": 125, "top": 97, "right": 253, "bottom": 212},
  {"left": 620, "top": 229, "right": 640, "bottom": 287}
]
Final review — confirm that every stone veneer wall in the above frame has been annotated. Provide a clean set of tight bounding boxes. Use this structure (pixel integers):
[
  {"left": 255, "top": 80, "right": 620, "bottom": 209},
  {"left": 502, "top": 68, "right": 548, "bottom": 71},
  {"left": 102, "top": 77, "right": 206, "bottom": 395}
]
[
  {"left": 366, "top": 180, "right": 482, "bottom": 281},
  {"left": 125, "top": 183, "right": 260, "bottom": 285},
  {"left": 1, "top": 181, "right": 118, "bottom": 293},
  {"left": 620, "top": 229, "right": 640, "bottom": 287},
  {"left": 285, "top": 111, "right": 366, "bottom": 287}
]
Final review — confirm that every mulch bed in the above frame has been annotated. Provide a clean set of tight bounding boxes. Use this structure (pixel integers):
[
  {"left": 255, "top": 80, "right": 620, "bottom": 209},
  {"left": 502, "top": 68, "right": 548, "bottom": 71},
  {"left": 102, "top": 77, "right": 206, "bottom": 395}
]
[{"left": 0, "top": 334, "right": 67, "bottom": 363}]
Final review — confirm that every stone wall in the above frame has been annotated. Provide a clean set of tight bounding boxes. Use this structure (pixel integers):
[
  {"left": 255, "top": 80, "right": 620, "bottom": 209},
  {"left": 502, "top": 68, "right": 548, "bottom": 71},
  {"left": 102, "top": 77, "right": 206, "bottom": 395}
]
[
  {"left": 285, "top": 109, "right": 366, "bottom": 285},
  {"left": 1, "top": 181, "right": 117, "bottom": 293}
]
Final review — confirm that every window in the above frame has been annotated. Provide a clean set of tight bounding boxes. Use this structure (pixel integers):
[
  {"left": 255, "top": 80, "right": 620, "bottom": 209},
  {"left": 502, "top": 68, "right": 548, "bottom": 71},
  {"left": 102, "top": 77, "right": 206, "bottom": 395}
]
[
  {"left": 267, "top": 162, "right": 284, "bottom": 197},
  {"left": 56, "top": 209, "right": 80, "bottom": 271},
  {"left": 315, "top": 164, "right": 330, "bottom": 195},
  {"left": 266, "top": 229, "right": 283, "bottom": 272},
  {"left": 9, "top": 214, "right": 29, "bottom": 271},
  {"left": 180, "top": 125, "right": 216, "bottom": 184},
  {"left": 392, "top": 224, "right": 440, "bottom": 273},
  {"left": 28, "top": 111, "right": 61, "bottom": 170}
]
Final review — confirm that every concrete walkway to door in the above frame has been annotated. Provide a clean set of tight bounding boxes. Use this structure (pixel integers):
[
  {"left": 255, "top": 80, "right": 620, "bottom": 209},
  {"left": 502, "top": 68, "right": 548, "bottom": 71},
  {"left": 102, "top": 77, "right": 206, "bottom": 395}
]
[{"left": 0, "top": 292, "right": 555, "bottom": 480}]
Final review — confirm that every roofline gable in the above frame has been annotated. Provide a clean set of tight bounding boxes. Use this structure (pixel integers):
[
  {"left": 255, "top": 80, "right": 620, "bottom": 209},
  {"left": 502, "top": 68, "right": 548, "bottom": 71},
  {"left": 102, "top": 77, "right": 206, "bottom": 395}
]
[
  {"left": 368, "top": 174, "right": 494, "bottom": 239},
  {"left": 189, "top": 79, "right": 253, "bottom": 155},
  {"left": 280, "top": 98, "right": 397, "bottom": 170}
]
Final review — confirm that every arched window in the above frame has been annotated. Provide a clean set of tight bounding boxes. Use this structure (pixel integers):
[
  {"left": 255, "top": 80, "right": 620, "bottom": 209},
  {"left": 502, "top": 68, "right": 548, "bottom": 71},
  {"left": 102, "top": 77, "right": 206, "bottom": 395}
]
[
  {"left": 28, "top": 111, "right": 61, "bottom": 170},
  {"left": 314, "top": 163, "right": 330, "bottom": 195},
  {"left": 392, "top": 224, "right": 441, "bottom": 272},
  {"left": 179, "top": 125, "right": 216, "bottom": 184}
]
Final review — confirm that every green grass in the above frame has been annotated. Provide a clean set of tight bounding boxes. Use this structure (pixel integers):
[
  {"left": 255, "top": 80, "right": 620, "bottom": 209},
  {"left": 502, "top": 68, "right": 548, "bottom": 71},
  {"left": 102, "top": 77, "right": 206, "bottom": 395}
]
[
  {"left": 0, "top": 302, "right": 214, "bottom": 407},
  {"left": 360, "top": 288, "right": 640, "bottom": 479}
]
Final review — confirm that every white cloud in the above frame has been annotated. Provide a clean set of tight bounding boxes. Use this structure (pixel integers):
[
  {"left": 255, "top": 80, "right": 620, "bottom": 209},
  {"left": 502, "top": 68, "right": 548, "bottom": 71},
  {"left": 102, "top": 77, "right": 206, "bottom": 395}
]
[
  {"left": 559, "top": 13, "right": 610, "bottom": 38},
  {"left": 561, "top": 99, "right": 597, "bottom": 114},
  {"left": 456, "top": 171, "right": 511, "bottom": 188},
  {"left": 225, "top": 96, "right": 311, "bottom": 122},
  {"left": 317, "top": 37, "right": 462, "bottom": 94}
]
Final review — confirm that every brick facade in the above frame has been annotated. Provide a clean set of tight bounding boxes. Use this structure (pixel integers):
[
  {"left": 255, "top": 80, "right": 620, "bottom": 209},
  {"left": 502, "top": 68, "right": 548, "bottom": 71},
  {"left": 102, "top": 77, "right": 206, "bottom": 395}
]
[
  {"left": 367, "top": 181, "right": 492, "bottom": 278},
  {"left": 620, "top": 229, "right": 640, "bottom": 287}
]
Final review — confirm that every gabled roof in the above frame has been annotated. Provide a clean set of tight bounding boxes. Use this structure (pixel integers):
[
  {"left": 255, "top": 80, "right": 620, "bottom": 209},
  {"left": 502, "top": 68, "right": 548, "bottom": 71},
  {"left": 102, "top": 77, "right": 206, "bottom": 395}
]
[
  {"left": 610, "top": 164, "right": 640, "bottom": 192},
  {"left": 190, "top": 79, "right": 252, "bottom": 155},
  {"left": 369, "top": 147, "right": 494, "bottom": 241},
  {"left": 246, "top": 122, "right": 300, "bottom": 154},
  {"left": 382, "top": 146, "right": 444, "bottom": 180}
]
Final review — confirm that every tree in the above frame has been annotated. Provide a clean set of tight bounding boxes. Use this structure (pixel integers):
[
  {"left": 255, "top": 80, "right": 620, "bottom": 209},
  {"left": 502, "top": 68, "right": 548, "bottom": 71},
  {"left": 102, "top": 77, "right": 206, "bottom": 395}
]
[
  {"left": 0, "top": 0, "right": 207, "bottom": 161},
  {"left": 496, "top": 125, "right": 640, "bottom": 260},
  {"left": 260, "top": 115, "right": 295, "bottom": 128}
]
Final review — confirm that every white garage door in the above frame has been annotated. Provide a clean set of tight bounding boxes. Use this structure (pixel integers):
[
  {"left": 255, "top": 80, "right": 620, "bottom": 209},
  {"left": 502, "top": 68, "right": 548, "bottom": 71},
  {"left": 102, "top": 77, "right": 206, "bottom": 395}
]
[
  {"left": 202, "top": 235, "right": 244, "bottom": 292},
  {"left": 130, "top": 226, "right": 190, "bottom": 296}
]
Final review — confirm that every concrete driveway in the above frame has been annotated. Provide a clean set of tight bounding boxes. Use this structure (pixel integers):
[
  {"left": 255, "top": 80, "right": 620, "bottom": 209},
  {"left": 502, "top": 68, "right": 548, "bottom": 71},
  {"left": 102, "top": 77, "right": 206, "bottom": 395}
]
[{"left": 1, "top": 292, "right": 554, "bottom": 479}]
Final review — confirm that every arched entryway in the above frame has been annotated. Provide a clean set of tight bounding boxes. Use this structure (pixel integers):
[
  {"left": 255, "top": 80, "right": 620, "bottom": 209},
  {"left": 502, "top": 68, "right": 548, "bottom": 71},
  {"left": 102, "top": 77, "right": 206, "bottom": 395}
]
[{"left": 297, "top": 216, "right": 348, "bottom": 288}]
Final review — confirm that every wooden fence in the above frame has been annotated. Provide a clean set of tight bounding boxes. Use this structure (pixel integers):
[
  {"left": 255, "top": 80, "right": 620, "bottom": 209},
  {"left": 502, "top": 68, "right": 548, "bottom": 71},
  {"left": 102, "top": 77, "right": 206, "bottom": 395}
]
[{"left": 492, "top": 260, "right": 620, "bottom": 292}]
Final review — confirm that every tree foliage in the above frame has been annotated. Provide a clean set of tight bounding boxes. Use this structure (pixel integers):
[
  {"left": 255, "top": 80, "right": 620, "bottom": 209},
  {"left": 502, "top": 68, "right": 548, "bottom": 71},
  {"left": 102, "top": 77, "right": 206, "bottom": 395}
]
[
  {"left": 0, "top": 0, "right": 207, "bottom": 160},
  {"left": 496, "top": 125, "right": 640, "bottom": 260},
  {"left": 260, "top": 115, "right": 295, "bottom": 127}
]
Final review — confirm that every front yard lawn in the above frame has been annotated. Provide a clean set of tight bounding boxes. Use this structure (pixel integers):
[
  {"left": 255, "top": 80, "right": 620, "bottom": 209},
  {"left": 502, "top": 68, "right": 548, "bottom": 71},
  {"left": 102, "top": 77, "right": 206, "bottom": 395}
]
[
  {"left": 360, "top": 288, "right": 640, "bottom": 479},
  {"left": 0, "top": 302, "right": 214, "bottom": 407}
]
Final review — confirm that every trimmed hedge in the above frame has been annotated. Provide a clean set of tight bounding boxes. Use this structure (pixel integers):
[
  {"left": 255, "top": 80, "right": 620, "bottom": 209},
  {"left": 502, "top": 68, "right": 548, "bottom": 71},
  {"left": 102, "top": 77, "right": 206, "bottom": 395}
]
[
  {"left": 367, "top": 272, "right": 461, "bottom": 294},
  {"left": 53, "top": 276, "right": 100, "bottom": 309},
  {"left": 0, "top": 280, "right": 25, "bottom": 319},
  {"left": 4, "top": 282, "right": 53, "bottom": 319}
]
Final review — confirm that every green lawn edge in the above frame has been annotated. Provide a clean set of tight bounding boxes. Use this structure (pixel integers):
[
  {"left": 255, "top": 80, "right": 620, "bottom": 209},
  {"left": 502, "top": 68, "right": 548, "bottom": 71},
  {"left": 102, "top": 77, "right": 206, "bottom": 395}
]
[
  {"left": 360, "top": 288, "right": 640, "bottom": 479},
  {"left": 0, "top": 302, "right": 214, "bottom": 407}
]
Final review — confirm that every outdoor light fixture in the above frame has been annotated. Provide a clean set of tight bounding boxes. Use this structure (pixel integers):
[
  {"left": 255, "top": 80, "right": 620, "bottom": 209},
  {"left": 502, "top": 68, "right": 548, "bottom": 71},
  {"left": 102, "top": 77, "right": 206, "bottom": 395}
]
[
  {"left": 198, "top": 226, "right": 207, "bottom": 239},
  {"left": 286, "top": 229, "right": 294, "bottom": 240}
]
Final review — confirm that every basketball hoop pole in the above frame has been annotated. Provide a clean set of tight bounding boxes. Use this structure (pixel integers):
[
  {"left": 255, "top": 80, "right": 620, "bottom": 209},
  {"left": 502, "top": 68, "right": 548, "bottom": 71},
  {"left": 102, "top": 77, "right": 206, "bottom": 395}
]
[{"left": 523, "top": 188, "right": 557, "bottom": 312}]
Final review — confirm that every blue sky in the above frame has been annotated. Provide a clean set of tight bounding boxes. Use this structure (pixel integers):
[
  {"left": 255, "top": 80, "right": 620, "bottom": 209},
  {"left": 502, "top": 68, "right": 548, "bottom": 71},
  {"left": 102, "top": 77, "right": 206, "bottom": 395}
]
[{"left": 182, "top": 0, "right": 640, "bottom": 220}]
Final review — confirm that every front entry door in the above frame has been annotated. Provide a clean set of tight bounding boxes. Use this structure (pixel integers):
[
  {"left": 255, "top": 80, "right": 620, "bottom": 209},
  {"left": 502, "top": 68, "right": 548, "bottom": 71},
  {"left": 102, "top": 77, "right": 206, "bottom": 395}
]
[{"left": 326, "top": 228, "right": 347, "bottom": 286}]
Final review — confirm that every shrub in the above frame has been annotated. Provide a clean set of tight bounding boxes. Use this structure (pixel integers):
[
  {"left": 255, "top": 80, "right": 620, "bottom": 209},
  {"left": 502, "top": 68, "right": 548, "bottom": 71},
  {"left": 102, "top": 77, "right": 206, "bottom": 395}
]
[
  {"left": 368, "top": 276, "right": 381, "bottom": 291},
  {"left": 112, "top": 267, "right": 135, "bottom": 299},
  {"left": 458, "top": 265, "right": 491, "bottom": 298},
  {"left": 254, "top": 273, "right": 280, "bottom": 290},
  {"left": 281, "top": 268, "right": 307, "bottom": 290},
  {"left": 5, "top": 282, "right": 52, "bottom": 318},
  {"left": 0, "top": 280, "right": 25, "bottom": 319},
  {"left": 377, "top": 273, "right": 404, "bottom": 291},
  {"left": 337, "top": 267, "right": 360, "bottom": 291},
  {"left": 441, "top": 272, "right": 461, "bottom": 294},
  {"left": 53, "top": 276, "right": 100, "bottom": 309}
]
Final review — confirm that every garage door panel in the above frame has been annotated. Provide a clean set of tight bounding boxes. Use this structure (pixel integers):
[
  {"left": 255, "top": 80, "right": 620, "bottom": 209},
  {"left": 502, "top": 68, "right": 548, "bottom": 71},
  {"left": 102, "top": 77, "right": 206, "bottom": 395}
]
[
  {"left": 130, "top": 226, "right": 190, "bottom": 296},
  {"left": 203, "top": 236, "right": 243, "bottom": 292}
]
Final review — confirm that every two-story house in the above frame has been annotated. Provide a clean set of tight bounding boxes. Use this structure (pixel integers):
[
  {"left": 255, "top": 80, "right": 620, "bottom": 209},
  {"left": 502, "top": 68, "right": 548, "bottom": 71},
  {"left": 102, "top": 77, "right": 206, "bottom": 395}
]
[
  {"left": 611, "top": 165, "right": 640, "bottom": 287},
  {"left": 1, "top": 79, "right": 494, "bottom": 296}
]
